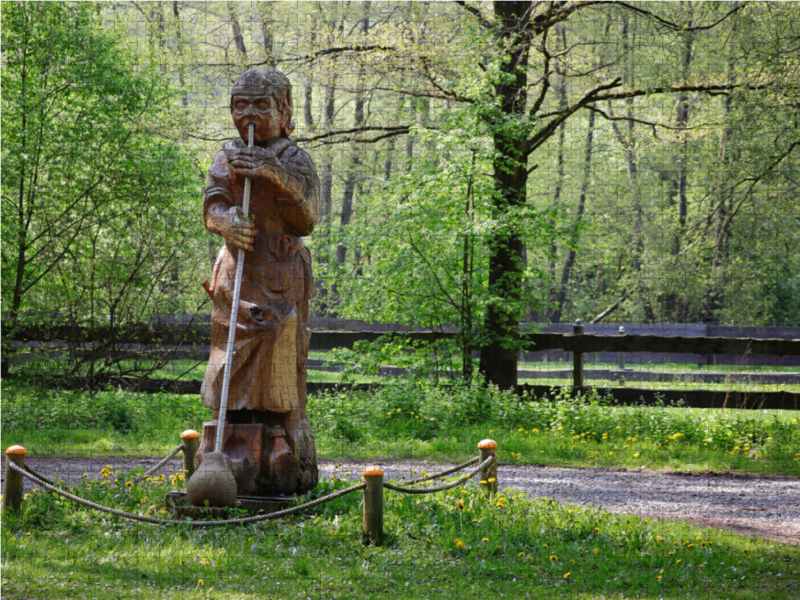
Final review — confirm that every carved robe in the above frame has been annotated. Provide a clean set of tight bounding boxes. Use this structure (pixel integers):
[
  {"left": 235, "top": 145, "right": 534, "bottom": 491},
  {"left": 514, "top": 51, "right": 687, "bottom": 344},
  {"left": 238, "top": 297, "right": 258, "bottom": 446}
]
[{"left": 200, "top": 136, "right": 320, "bottom": 413}]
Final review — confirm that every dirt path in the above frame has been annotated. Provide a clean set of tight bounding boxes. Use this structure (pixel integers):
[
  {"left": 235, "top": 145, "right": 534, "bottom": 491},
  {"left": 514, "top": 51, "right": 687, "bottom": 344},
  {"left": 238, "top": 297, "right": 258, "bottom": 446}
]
[{"left": 5, "top": 456, "right": 799, "bottom": 546}]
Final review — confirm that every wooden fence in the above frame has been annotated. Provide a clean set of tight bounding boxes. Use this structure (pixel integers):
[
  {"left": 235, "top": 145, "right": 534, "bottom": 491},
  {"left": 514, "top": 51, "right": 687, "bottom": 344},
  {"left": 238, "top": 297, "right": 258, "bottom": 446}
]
[{"left": 9, "top": 318, "right": 800, "bottom": 409}]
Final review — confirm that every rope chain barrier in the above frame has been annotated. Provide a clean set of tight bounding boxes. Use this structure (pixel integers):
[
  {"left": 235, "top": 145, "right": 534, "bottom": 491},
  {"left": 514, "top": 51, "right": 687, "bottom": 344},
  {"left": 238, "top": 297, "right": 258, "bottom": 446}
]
[
  {"left": 23, "top": 464, "right": 55, "bottom": 486},
  {"left": 382, "top": 455, "right": 494, "bottom": 495},
  {"left": 8, "top": 451, "right": 492, "bottom": 527},
  {"left": 7, "top": 460, "right": 365, "bottom": 528},
  {"left": 139, "top": 445, "right": 184, "bottom": 479},
  {"left": 403, "top": 456, "right": 480, "bottom": 486}
]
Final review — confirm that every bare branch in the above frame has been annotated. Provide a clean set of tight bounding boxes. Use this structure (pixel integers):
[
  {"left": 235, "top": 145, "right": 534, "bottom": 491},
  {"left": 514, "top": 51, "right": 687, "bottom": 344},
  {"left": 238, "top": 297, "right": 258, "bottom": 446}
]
[
  {"left": 454, "top": 1, "right": 495, "bottom": 30},
  {"left": 528, "top": 25, "right": 555, "bottom": 117},
  {"left": 420, "top": 56, "right": 475, "bottom": 104},
  {"left": 202, "top": 45, "right": 394, "bottom": 68},
  {"left": 525, "top": 78, "right": 623, "bottom": 155},
  {"left": 595, "top": 82, "right": 769, "bottom": 103},
  {"left": 613, "top": 2, "right": 744, "bottom": 32},
  {"left": 296, "top": 125, "right": 411, "bottom": 144},
  {"left": 585, "top": 104, "right": 719, "bottom": 134}
]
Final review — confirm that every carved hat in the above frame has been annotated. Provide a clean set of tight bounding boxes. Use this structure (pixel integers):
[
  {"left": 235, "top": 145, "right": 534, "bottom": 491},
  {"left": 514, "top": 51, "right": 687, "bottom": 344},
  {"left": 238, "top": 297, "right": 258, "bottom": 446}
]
[{"left": 230, "top": 68, "right": 295, "bottom": 136}]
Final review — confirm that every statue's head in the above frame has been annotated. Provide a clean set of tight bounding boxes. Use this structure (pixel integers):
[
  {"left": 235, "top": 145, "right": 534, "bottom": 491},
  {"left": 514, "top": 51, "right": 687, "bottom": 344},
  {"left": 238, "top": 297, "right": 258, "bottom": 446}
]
[{"left": 230, "top": 68, "right": 295, "bottom": 143}]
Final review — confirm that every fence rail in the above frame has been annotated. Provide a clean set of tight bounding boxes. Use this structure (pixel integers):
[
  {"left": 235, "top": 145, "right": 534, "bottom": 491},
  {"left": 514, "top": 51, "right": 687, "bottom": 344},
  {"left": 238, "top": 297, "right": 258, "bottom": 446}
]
[{"left": 9, "top": 319, "right": 800, "bottom": 409}]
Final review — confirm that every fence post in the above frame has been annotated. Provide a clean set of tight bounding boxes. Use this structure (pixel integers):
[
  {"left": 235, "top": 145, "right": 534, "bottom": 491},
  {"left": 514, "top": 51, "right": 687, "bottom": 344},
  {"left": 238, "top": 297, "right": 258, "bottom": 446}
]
[
  {"left": 618, "top": 326, "right": 626, "bottom": 386},
  {"left": 3, "top": 445, "right": 27, "bottom": 514},
  {"left": 362, "top": 466, "right": 384, "bottom": 545},
  {"left": 573, "top": 319, "right": 584, "bottom": 389},
  {"left": 478, "top": 439, "right": 498, "bottom": 496},
  {"left": 181, "top": 429, "right": 200, "bottom": 483}
]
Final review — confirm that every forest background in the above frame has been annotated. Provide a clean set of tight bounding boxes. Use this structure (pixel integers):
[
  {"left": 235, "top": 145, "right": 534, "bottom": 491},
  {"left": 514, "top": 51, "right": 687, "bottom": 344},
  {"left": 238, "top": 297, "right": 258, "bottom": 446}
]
[{"left": 3, "top": 1, "right": 799, "bottom": 390}]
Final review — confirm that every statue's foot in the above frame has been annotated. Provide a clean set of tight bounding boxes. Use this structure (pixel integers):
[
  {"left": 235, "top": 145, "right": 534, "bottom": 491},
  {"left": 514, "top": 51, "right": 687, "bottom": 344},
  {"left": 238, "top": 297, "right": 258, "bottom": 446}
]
[
  {"left": 265, "top": 426, "right": 301, "bottom": 496},
  {"left": 284, "top": 412, "right": 318, "bottom": 493}
]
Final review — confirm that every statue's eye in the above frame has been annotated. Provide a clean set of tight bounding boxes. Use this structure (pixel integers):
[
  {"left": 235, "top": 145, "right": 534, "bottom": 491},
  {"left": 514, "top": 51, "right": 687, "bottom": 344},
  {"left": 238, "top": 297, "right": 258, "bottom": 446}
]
[
  {"left": 234, "top": 101, "right": 248, "bottom": 111},
  {"left": 255, "top": 100, "right": 270, "bottom": 111}
]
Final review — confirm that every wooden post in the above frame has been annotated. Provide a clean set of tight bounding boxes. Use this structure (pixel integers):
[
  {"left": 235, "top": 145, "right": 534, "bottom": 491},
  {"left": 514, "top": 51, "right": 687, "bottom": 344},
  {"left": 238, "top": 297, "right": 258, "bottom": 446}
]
[
  {"left": 362, "top": 466, "right": 384, "bottom": 545},
  {"left": 181, "top": 429, "right": 200, "bottom": 483},
  {"left": 573, "top": 319, "right": 584, "bottom": 389},
  {"left": 478, "top": 439, "right": 498, "bottom": 496},
  {"left": 618, "top": 326, "right": 626, "bottom": 386},
  {"left": 3, "top": 445, "right": 27, "bottom": 514}
]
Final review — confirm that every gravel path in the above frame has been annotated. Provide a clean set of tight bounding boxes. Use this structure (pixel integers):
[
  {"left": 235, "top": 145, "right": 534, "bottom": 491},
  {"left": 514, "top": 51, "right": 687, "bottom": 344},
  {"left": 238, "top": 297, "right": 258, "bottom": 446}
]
[{"left": 5, "top": 456, "right": 799, "bottom": 546}]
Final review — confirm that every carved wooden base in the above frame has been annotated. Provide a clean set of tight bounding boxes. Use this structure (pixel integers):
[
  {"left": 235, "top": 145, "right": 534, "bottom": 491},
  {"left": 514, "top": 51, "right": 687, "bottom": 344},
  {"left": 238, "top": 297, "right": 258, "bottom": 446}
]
[{"left": 195, "top": 409, "right": 318, "bottom": 497}]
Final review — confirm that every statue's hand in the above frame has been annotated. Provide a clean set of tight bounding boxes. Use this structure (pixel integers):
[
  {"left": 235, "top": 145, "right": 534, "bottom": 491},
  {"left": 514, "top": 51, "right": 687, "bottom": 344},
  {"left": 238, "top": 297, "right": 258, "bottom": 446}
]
[
  {"left": 227, "top": 147, "right": 281, "bottom": 183},
  {"left": 214, "top": 205, "right": 255, "bottom": 252}
]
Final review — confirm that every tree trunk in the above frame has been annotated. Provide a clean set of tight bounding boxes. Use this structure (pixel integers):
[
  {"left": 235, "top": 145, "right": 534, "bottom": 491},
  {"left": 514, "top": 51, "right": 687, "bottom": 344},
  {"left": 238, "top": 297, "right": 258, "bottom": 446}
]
[
  {"left": 608, "top": 13, "right": 656, "bottom": 323},
  {"left": 665, "top": 5, "right": 694, "bottom": 319},
  {"left": 702, "top": 5, "right": 738, "bottom": 322},
  {"left": 545, "top": 23, "right": 568, "bottom": 322},
  {"left": 227, "top": 2, "right": 247, "bottom": 59},
  {"left": 259, "top": 2, "right": 275, "bottom": 65},
  {"left": 551, "top": 108, "right": 595, "bottom": 323},
  {"left": 336, "top": 4, "right": 369, "bottom": 267},
  {"left": 479, "top": 1, "right": 531, "bottom": 390}
]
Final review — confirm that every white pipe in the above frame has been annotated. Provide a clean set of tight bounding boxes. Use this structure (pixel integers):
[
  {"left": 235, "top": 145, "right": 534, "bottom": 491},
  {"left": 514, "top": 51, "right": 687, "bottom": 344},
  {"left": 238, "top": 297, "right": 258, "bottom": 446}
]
[{"left": 215, "top": 123, "right": 254, "bottom": 453}]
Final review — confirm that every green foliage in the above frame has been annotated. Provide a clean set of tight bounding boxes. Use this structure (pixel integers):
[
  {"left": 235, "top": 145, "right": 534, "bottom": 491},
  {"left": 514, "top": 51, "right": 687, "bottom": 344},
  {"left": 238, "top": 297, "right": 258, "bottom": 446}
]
[
  {"left": 1, "top": 381, "right": 210, "bottom": 455},
  {"left": 1, "top": 2, "right": 206, "bottom": 381},
  {"left": 4, "top": 460, "right": 799, "bottom": 598},
  {"left": 308, "top": 379, "right": 800, "bottom": 475}
]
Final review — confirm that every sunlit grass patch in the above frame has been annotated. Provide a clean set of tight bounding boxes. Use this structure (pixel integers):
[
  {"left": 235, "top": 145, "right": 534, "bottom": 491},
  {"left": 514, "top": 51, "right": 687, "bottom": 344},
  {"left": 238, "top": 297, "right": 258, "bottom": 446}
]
[
  {"left": 2, "top": 472, "right": 798, "bottom": 599},
  {"left": 3, "top": 379, "right": 799, "bottom": 474}
]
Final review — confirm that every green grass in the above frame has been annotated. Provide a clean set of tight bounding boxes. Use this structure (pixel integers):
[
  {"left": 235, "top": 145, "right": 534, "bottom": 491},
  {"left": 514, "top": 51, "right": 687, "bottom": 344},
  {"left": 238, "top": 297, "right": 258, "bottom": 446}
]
[
  {"left": 519, "top": 377, "right": 800, "bottom": 393},
  {"left": 3, "top": 468, "right": 799, "bottom": 599},
  {"left": 3, "top": 379, "right": 798, "bottom": 475},
  {"left": 521, "top": 360, "right": 800, "bottom": 373}
]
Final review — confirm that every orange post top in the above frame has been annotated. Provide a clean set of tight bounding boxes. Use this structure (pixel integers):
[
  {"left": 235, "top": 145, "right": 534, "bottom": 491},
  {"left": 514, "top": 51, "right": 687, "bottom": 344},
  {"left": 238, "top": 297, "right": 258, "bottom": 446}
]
[
  {"left": 5, "top": 445, "right": 27, "bottom": 455},
  {"left": 362, "top": 466, "right": 384, "bottom": 477},
  {"left": 181, "top": 429, "right": 200, "bottom": 439},
  {"left": 477, "top": 439, "right": 497, "bottom": 450}
]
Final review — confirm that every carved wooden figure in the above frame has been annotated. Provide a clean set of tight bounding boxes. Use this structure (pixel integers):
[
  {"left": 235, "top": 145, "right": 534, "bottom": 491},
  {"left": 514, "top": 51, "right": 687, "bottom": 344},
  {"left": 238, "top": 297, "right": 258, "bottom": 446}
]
[{"left": 196, "top": 68, "right": 320, "bottom": 496}]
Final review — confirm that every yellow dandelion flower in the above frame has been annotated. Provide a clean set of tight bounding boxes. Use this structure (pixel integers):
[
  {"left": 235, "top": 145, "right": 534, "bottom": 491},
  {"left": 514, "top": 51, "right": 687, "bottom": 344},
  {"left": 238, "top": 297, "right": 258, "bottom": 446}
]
[
  {"left": 456, "top": 540, "right": 464, "bottom": 548},
  {"left": 482, "top": 537, "right": 489, "bottom": 542},
  {"left": 550, "top": 555, "right": 558, "bottom": 561},
  {"left": 564, "top": 572, "right": 571, "bottom": 579}
]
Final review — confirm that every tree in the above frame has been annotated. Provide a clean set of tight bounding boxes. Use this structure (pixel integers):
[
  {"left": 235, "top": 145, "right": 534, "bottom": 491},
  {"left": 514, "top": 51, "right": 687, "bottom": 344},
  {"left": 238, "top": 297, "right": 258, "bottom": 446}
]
[{"left": 1, "top": 2, "right": 202, "bottom": 381}]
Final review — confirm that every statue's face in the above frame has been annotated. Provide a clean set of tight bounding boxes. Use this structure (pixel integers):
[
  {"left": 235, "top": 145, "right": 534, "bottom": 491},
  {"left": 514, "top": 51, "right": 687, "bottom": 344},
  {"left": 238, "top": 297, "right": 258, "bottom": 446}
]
[{"left": 231, "top": 95, "right": 288, "bottom": 143}]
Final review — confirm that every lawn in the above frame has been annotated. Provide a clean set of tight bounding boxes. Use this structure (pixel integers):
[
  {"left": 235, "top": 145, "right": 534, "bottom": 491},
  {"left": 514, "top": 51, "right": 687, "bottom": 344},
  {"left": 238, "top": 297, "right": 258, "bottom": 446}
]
[
  {"left": 2, "top": 466, "right": 798, "bottom": 599},
  {"left": 3, "top": 378, "right": 799, "bottom": 598},
  {"left": 2, "top": 379, "right": 798, "bottom": 476}
]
